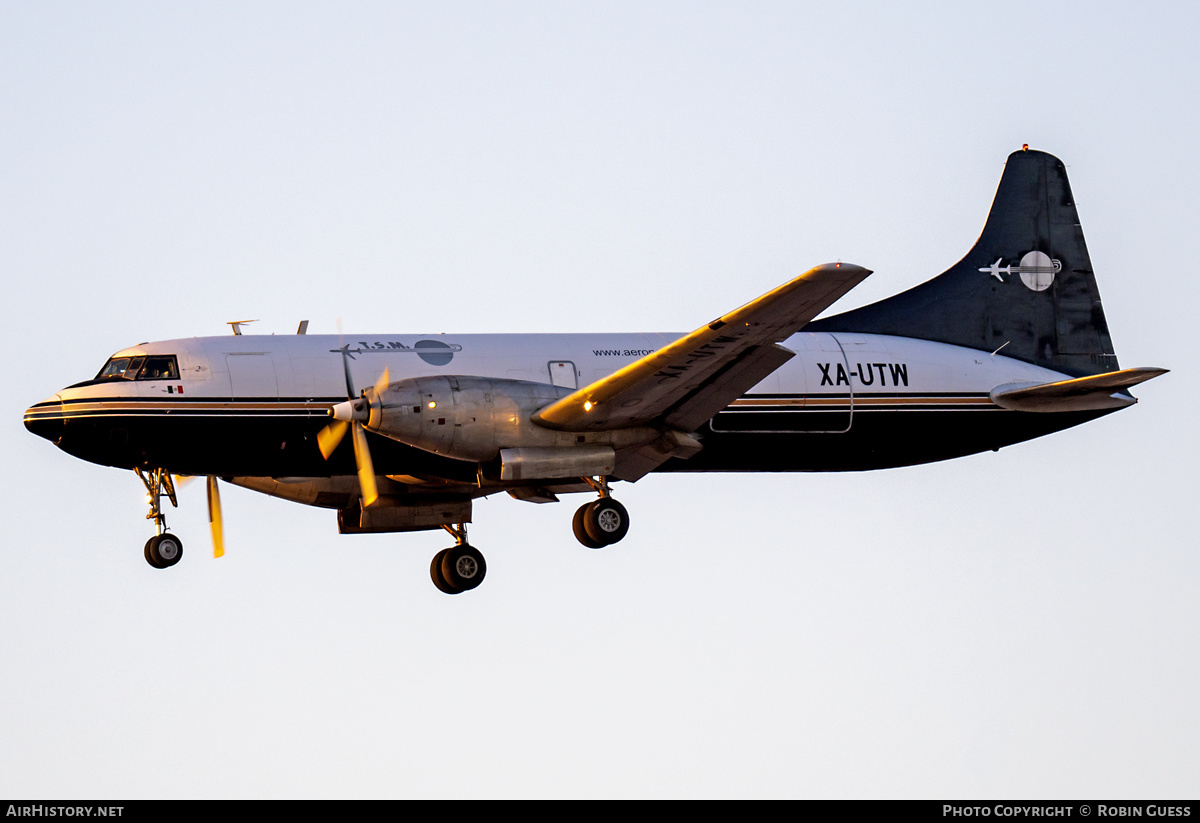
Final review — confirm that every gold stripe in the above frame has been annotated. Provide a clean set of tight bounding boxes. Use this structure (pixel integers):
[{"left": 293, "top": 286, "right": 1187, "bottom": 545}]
[
  {"left": 58, "top": 401, "right": 332, "bottom": 414},
  {"left": 729, "top": 396, "right": 996, "bottom": 409},
  {"left": 46, "top": 395, "right": 999, "bottom": 418}
]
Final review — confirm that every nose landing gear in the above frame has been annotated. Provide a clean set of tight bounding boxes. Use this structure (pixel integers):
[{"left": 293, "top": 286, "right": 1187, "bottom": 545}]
[{"left": 137, "top": 467, "right": 183, "bottom": 569}]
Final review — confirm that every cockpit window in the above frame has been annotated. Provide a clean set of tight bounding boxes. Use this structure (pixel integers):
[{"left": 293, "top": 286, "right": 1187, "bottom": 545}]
[
  {"left": 94, "top": 355, "right": 178, "bottom": 381},
  {"left": 139, "top": 356, "right": 179, "bottom": 380},
  {"left": 96, "top": 357, "right": 129, "bottom": 379},
  {"left": 96, "top": 356, "right": 144, "bottom": 380}
]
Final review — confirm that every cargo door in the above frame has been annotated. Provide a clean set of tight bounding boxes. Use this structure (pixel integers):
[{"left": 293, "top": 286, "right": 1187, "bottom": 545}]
[
  {"left": 708, "top": 332, "right": 853, "bottom": 433},
  {"left": 226, "top": 353, "right": 279, "bottom": 401}
]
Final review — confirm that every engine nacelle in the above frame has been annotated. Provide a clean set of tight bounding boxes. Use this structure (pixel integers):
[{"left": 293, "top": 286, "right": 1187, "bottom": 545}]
[{"left": 366, "top": 375, "right": 658, "bottom": 463}]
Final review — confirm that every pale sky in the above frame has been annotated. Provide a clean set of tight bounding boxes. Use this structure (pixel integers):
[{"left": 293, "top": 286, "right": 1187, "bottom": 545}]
[{"left": 3, "top": 1, "right": 1197, "bottom": 798}]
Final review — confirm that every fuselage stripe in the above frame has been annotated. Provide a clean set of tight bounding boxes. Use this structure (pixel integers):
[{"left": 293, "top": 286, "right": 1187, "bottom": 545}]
[{"left": 25, "top": 393, "right": 1004, "bottom": 425}]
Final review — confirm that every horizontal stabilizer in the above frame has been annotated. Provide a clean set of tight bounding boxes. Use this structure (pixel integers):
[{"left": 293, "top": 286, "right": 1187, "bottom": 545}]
[{"left": 990, "top": 367, "right": 1168, "bottom": 413}]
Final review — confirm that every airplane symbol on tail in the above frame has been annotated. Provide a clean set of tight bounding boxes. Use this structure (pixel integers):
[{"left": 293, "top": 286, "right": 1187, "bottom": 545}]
[{"left": 979, "top": 251, "right": 1062, "bottom": 291}]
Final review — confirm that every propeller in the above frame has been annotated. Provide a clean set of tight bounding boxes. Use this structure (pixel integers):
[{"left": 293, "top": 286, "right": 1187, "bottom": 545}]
[
  {"left": 316, "top": 341, "right": 389, "bottom": 508},
  {"left": 172, "top": 474, "right": 226, "bottom": 558},
  {"left": 207, "top": 475, "right": 224, "bottom": 558}
]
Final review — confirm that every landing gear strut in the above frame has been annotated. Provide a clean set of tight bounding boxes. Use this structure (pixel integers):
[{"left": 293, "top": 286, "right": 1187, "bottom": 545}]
[
  {"left": 430, "top": 523, "right": 486, "bottom": 594},
  {"left": 573, "top": 476, "right": 630, "bottom": 548},
  {"left": 137, "top": 468, "right": 184, "bottom": 569}
]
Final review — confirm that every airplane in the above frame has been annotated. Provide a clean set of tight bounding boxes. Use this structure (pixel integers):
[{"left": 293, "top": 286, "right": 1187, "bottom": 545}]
[{"left": 24, "top": 148, "right": 1167, "bottom": 594}]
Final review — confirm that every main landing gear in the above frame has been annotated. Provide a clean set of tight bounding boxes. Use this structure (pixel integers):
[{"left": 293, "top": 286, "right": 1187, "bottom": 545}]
[
  {"left": 430, "top": 523, "right": 487, "bottom": 595},
  {"left": 426, "top": 477, "right": 630, "bottom": 594},
  {"left": 572, "top": 476, "right": 630, "bottom": 549},
  {"left": 137, "top": 467, "right": 184, "bottom": 569}
]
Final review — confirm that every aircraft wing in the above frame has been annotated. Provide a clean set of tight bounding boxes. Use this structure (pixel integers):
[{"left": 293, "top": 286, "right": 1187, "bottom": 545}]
[{"left": 533, "top": 263, "right": 871, "bottom": 433}]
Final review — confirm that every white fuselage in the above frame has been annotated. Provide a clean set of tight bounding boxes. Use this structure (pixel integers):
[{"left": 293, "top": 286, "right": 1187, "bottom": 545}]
[{"left": 58, "top": 330, "right": 1067, "bottom": 406}]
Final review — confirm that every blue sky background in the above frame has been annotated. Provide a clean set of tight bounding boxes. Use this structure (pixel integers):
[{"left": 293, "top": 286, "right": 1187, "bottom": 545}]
[{"left": 2, "top": 1, "right": 1196, "bottom": 798}]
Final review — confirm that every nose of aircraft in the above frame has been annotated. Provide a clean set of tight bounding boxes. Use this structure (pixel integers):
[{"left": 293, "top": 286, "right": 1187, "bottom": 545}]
[{"left": 24, "top": 395, "right": 65, "bottom": 444}]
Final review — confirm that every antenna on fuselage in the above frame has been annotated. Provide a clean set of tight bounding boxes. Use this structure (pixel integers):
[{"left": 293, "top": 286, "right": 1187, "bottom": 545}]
[
  {"left": 296, "top": 320, "right": 309, "bottom": 335},
  {"left": 227, "top": 319, "right": 258, "bottom": 335}
]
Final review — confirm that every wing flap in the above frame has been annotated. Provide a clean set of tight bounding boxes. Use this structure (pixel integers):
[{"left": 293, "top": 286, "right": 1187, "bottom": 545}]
[
  {"left": 533, "top": 263, "right": 871, "bottom": 431},
  {"left": 662, "top": 342, "right": 796, "bottom": 432}
]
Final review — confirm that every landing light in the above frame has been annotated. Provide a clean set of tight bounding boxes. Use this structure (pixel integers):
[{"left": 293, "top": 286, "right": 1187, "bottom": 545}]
[
  {"left": 428, "top": 401, "right": 437, "bottom": 409},
  {"left": 584, "top": 401, "right": 594, "bottom": 411}
]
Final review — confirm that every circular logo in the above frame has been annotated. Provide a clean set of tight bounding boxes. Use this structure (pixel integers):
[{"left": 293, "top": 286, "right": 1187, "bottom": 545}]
[
  {"left": 1018, "top": 251, "right": 1057, "bottom": 292},
  {"left": 415, "top": 339, "right": 455, "bottom": 366}
]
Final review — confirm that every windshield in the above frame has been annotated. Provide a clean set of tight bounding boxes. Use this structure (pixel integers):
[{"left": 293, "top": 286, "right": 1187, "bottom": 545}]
[
  {"left": 94, "top": 355, "right": 178, "bottom": 381},
  {"left": 95, "top": 356, "right": 144, "bottom": 380}
]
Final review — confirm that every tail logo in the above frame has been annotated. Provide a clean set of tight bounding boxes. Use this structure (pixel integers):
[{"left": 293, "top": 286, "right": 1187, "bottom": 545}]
[{"left": 979, "top": 251, "right": 1061, "bottom": 292}]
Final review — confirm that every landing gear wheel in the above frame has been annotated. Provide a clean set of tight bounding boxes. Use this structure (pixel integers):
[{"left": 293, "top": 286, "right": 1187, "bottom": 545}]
[
  {"left": 439, "top": 544, "right": 486, "bottom": 592},
  {"left": 573, "top": 503, "right": 606, "bottom": 549},
  {"left": 430, "top": 548, "right": 459, "bottom": 594},
  {"left": 584, "top": 498, "right": 629, "bottom": 546},
  {"left": 144, "top": 537, "right": 163, "bottom": 569},
  {"left": 145, "top": 533, "right": 183, "bottom": 569}
]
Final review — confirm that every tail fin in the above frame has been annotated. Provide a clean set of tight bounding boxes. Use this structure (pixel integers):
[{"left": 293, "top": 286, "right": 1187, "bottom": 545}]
[{"left": 808, "top": 149, "right": 1119, "bottom": 377}]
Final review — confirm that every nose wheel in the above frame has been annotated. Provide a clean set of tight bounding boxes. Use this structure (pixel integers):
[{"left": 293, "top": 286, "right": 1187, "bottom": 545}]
[
  {"left": 430, "top": 524, "right": 487, "bottom": 594},
  {"left": 145, "top": 533, "right": 184, "bottom": 569}
]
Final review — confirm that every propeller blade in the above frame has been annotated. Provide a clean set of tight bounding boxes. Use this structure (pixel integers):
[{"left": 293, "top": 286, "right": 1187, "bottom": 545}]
[
  {"left": 351, "top": 422, "right": 378, "bottom": 507},
  {"left": 341, "top": 346, "right": 356, "bottom": 398},
  {"left": 317, "top": 419, "right": 349, "bottom": 460},
  {"left": 373, "top": 367, "right": 390, "bottom": 396},
  {"left": 337, "top": 318, "right": 356, "bottom": 398},
  {"left": 207, "top": 475, "right": 225, "bottom": 558},
  {"left": 335, "top": 321, "right": 381, "bottom": 507}
]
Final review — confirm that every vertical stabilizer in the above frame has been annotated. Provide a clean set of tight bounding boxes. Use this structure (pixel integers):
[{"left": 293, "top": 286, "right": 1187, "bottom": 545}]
[{"left": 809, "top": 149, "right": 1118, "bottom": 376}]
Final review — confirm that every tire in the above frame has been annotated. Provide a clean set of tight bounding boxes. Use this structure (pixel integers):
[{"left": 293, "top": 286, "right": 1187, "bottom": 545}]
[
  {"left": 430, "top": 549, "right": 460, "bottom": 594},
  {"left": 440, "top": 544, "right": 486, "bottom": 592},
  {"left": 146, "top": 533, "right": 183, "bottom": 568},
  {"left": 144, "top": 536, "right": 164, "bottom": 569},
  {"left": 584, "top": 498, "right": 629, "bottom": 545},
  {"left": 573, "top": 503, "right": 605, "bottom": 549}
]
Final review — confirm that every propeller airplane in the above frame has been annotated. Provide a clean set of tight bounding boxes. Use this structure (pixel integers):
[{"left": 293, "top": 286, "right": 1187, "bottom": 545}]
[{"left": 24, "top": 149, "right": 1166, "bottom": 594}]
